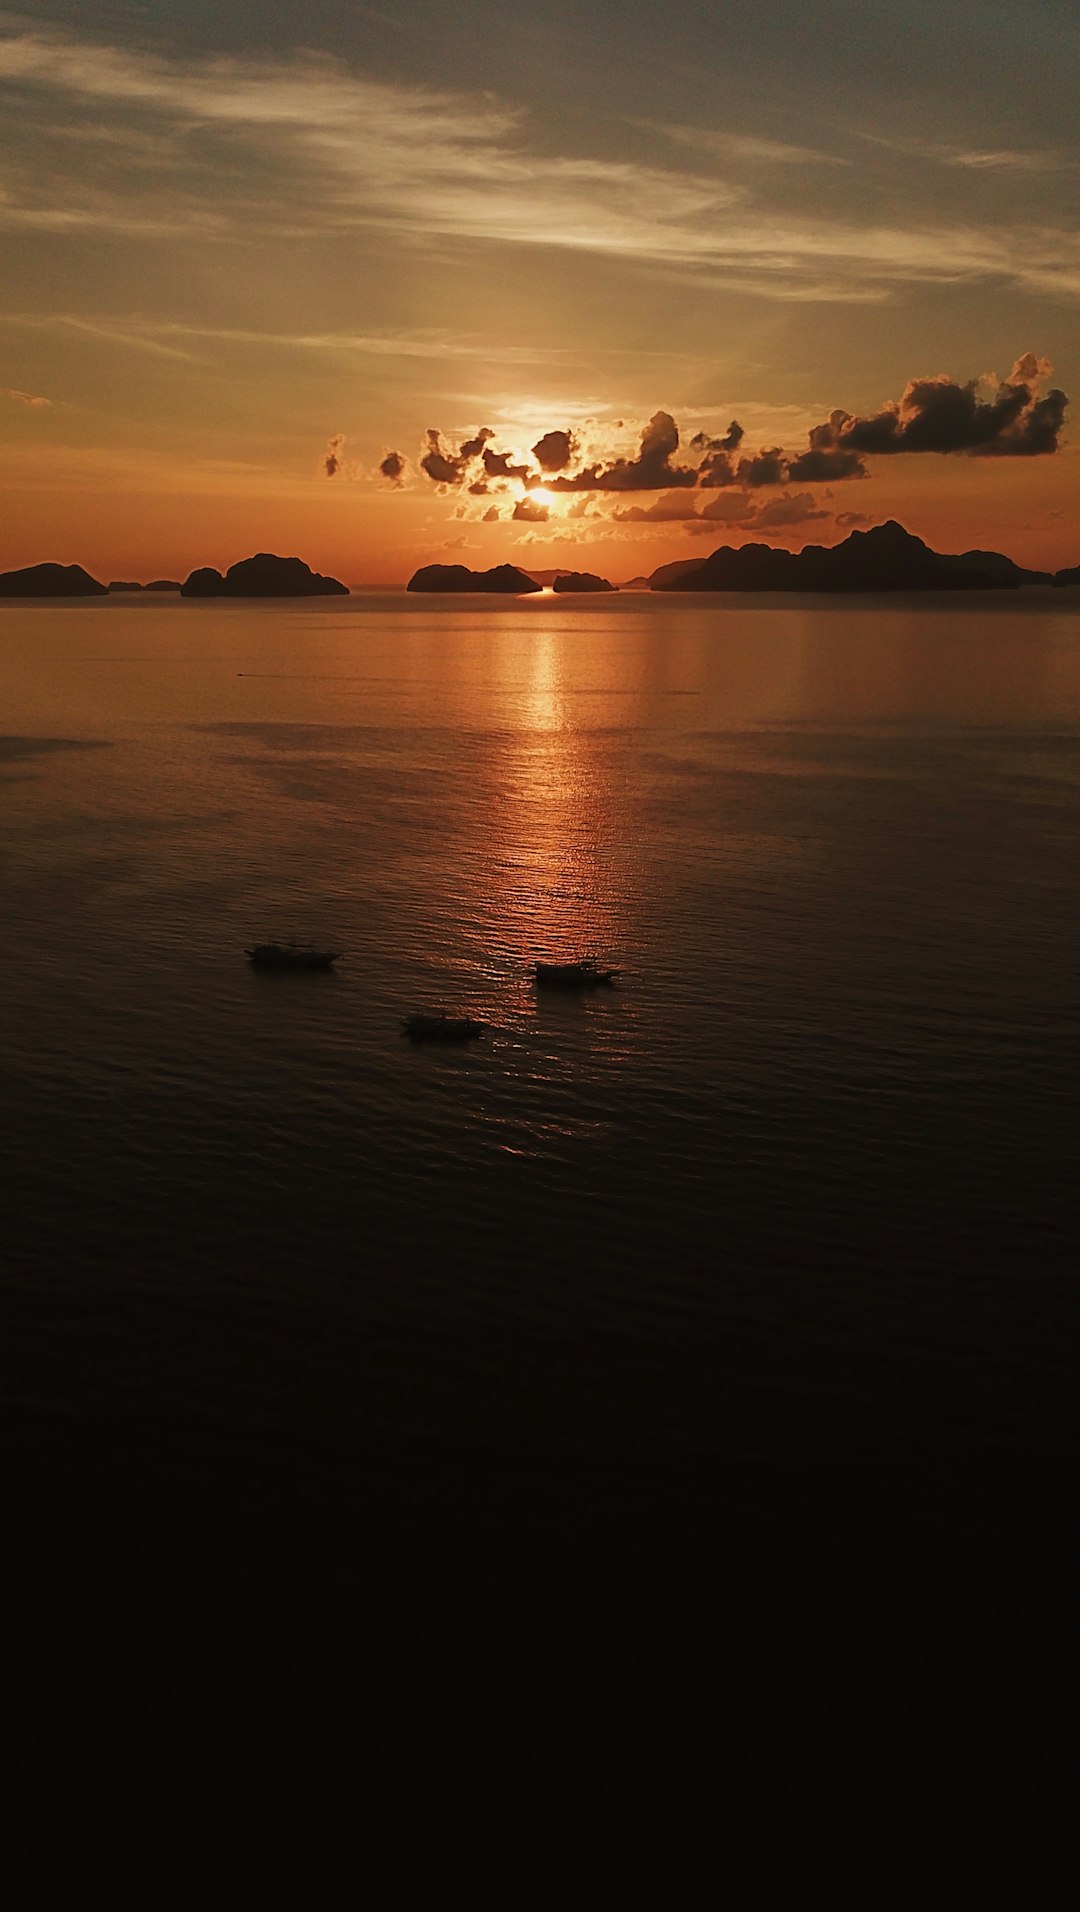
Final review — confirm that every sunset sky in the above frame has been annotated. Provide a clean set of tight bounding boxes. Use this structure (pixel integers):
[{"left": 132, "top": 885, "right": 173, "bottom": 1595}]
[{"left": 2, "top": 0, "right": 1078, "bottom": 584}]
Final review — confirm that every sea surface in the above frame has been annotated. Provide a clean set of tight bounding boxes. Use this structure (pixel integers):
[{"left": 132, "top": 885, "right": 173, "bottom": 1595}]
[{"left": 3, "top": 589, "right": 1078, "bottom": 1827}]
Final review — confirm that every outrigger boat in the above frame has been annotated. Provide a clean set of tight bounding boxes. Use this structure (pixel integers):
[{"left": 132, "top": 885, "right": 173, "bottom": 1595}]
[
  {"left": 246, "top": 942, "right": 342, "bottom": 971},
  {"left": 402, "top": 1012, "right": 487, "bottom": 1041},
  {"left": 533, "top": 959, "right": 620, "bottom": 988}
]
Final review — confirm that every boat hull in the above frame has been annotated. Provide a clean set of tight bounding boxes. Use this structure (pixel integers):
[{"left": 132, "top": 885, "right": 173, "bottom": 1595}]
[
  {"left": 402, "top": 1015, "right": 486, "bottom": 1041},
  {"left": 246, "top": 945, "right": 341, "bottom": 971},
  {"left": 533, "top": 964, "right": 620, "bottom": 989}
]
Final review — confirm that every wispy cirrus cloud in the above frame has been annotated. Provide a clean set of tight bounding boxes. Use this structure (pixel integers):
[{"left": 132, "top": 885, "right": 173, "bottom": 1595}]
[
  {"left": 1, "top": 384, "right": 49, "bottom": 406},
  {"left": 2, "top": 23, "right": 1079, "bottom": 302},
  {"left": 0, "top": 311, "right": 567, "bottom": 368},
  {"left": 852, "top": 128, "right": 1071, "bottom": 173},
  {"left": 647, "top": 122, "right": 848, "bottom": 166}
]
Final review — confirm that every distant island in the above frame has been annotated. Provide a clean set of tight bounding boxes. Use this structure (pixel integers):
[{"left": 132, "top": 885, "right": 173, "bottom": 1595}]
[
  {"left": 180, "top": 553, "right": 348, "bottom": 597},
  {"left": 553, "top": 572, "right": 617, "bottom": 593},
  {"left": 1052, "top": 563, "right": 1080, "bottom": 588},
  {"left": 108, "top": 580, "right": 182, "bottom": 593},
  {"left": 408, "top": 563, "right": 541, "bottom": 594},
  {"left": 0, "top": 562, "right": 107, "bottom": 598},
  {"left": 653, "top": 521, "right": 1054, "bottom": 592}
]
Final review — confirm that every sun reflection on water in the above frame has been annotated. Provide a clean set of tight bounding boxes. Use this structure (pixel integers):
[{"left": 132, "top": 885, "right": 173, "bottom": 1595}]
[{"left": 468, "top": 626, "right": 633, "bottom": 1012}]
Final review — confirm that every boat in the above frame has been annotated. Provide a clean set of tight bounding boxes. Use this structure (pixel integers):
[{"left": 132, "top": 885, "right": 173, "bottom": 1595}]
[
  {"left": 402, "top": 1012, "right": 487, "bottom": 1041},
  {"left": 245, "top": 943, "right": 342, "bottom": 971},
  {"left": 533, "top": 959, "right": 620, "bottom": 988}
]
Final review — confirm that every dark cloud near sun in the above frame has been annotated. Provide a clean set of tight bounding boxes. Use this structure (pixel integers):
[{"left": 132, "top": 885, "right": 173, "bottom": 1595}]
[
  {"left": 790, "top": 354, "right": 1068, "bottom": 478},
  {"left": 512, "top": 496, "right": 549, "bottom": 521},
  {"left": 378, "top": 448, "right": 407, "bottom": 484},
  {"left": 532, "top": 428, "right": 577, "bottom": 472},
  {"left": 420, "top": 425, "right": 495, "bottom": 485},
  {"left": 614, "top": 488, "right": 829, "bottom": 531},
  {"left": 689, "top": 420, "right": 744, "bottom": 485},
  {"left": 459, "top": 428, "right": 494, "bottom": 460},
  {"left": 547, "top": 411, "right": 699, "bottom": 491},
  {"left": 482, "top": 446, "right": 531, "bottom": 481}
]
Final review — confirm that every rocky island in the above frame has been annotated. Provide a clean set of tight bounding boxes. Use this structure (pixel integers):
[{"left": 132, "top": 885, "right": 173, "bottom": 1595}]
[
  {"left": 107, "top": 579, "right": 182, "bottom": 593},
  {"left": 0, "top": 562, "right": 107, "bottom": 597},
  {"left": 552, "top": 571, "right": 616, "bottom": 593},
  {"left": 654, "top": 521, "right": 1051, "bottom": 593},
  {"left": 407, "top": 563, "right": 542, "bottom": 594},
  {"left": 180, "top": 553, "right": 348, "bottom": 597}
]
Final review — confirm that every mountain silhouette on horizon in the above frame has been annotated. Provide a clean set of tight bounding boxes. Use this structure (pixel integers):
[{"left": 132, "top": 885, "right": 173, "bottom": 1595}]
[
  {"left": 654, "top": 520, "right": 1053, "bottom": 592},
  {"left": 0, "top": 562, "right": 107, "bottom": 598},
  {"left": 180, "top": 554, "right": 348, "bottom": 597},
  {"left": 407, "top": 562, "right": 542, "bottom": 594}
]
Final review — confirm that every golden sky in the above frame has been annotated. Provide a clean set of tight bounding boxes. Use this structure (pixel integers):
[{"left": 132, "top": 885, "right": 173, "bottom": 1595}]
[{"left": 2, "top": 2, "right": 1078, "bottom": 583}]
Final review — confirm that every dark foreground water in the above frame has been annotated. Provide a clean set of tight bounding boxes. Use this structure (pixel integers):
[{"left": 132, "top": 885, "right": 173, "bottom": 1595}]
[{"left": 2, "top": 591, "right": 1078, "bottom": 1835}]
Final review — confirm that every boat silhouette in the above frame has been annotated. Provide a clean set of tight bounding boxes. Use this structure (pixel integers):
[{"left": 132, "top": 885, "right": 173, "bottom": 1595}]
[
  {"left": 401, "top": 1012, "right": 487, "bottom": 1041},
  {"left": 245, "top": 943, "right": 342, "bottom": 972},
  {"left": 533, "top": 960, "right": 620, "bottom": 989}
]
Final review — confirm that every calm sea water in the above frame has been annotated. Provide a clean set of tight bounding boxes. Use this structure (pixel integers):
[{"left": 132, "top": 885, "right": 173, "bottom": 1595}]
[{"left": 3, "top": 590, "right": 1078, "bottom": 1814}]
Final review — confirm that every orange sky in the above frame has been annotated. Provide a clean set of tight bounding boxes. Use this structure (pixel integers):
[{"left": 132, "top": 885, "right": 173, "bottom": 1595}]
[{"left": 2, "top": 5, "right": 1078, "bottom": 584}]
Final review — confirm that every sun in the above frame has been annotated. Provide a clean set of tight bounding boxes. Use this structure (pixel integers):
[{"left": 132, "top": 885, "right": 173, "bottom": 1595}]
[{"left": 529, "top": 485, "right": 554, "bottom": 507}]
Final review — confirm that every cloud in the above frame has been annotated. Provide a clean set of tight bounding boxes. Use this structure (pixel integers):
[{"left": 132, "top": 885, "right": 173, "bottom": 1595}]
[
  {"left": 853, "top": 130, "right": 1067, "bottom": 175},
  {"left": 378, "top": 449, "right": 406, "bottom": 484},
  {"left": 652, "top": 124, "right": 848, "bottom": 167},
  {"left": 752, "top": 492, "right": 830, "bottom": 529},
  {"left": 324, "top": 433, "right": 345, "bottom": 478},
  {"left": 482, "top": 505, "right": 500, "bottom": 522},
  {"left": 946, "top": 149, "right": 1064, "bottom": 173},
  {"left": 689, "top": 420, "right": 744, "bottom": 486},
  {"left": 512, "top": 496, "right": 549, "bottom": 522},
  {"left": 419, "top": 425, "right": 494, "bottom": 485},
  {"left": 611, "top": 490, "right": 701, "bottom": 523},
  {"left": 613, "top": 488, "right": 829, "bottom": 532},
  {"left": 482, "top": 446, "right": 530, "bottom": 481},
  {"left": 735, "top": 447, "right": 788, "bottom": 487},
  {"left": 791, "top": 354, "right": 1068, "bottom": 472},
  {"left": 1, "top": 385, "right": 50, "bottom": 406},
  {"left": 1, "top": 312, "right": 567, "bottom": 369},
  {"left": 532, "top": 429, "right": 576, "bottom": 472},
  {"left": 547, "top": 411, "right": 699, "bottom": 491}
]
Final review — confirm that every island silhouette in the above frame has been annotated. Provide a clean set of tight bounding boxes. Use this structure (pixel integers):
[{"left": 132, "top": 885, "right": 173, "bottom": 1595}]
[
  {"left": 408, "top": 562, "right": 542, "bottom": 594},
  {"left": 0, "top": 562, "right": 107, "bottom": 597},
  {"left": 108, "top": 580, "right": 182, "bottom": 593},
  {"left": 552, "top": 571, "right": 617, "bottom": 593},
  {"left": 180, "top": 553, "right": 348, "bottom": 596},
  {"left": 654, "top": 520, "right": 1052, "bottom": 592}
]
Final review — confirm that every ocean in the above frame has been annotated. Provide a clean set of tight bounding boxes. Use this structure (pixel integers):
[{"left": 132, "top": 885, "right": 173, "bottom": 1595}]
[{"left": 3, "top": 590, "right": 1078, "bottom": 1827}]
